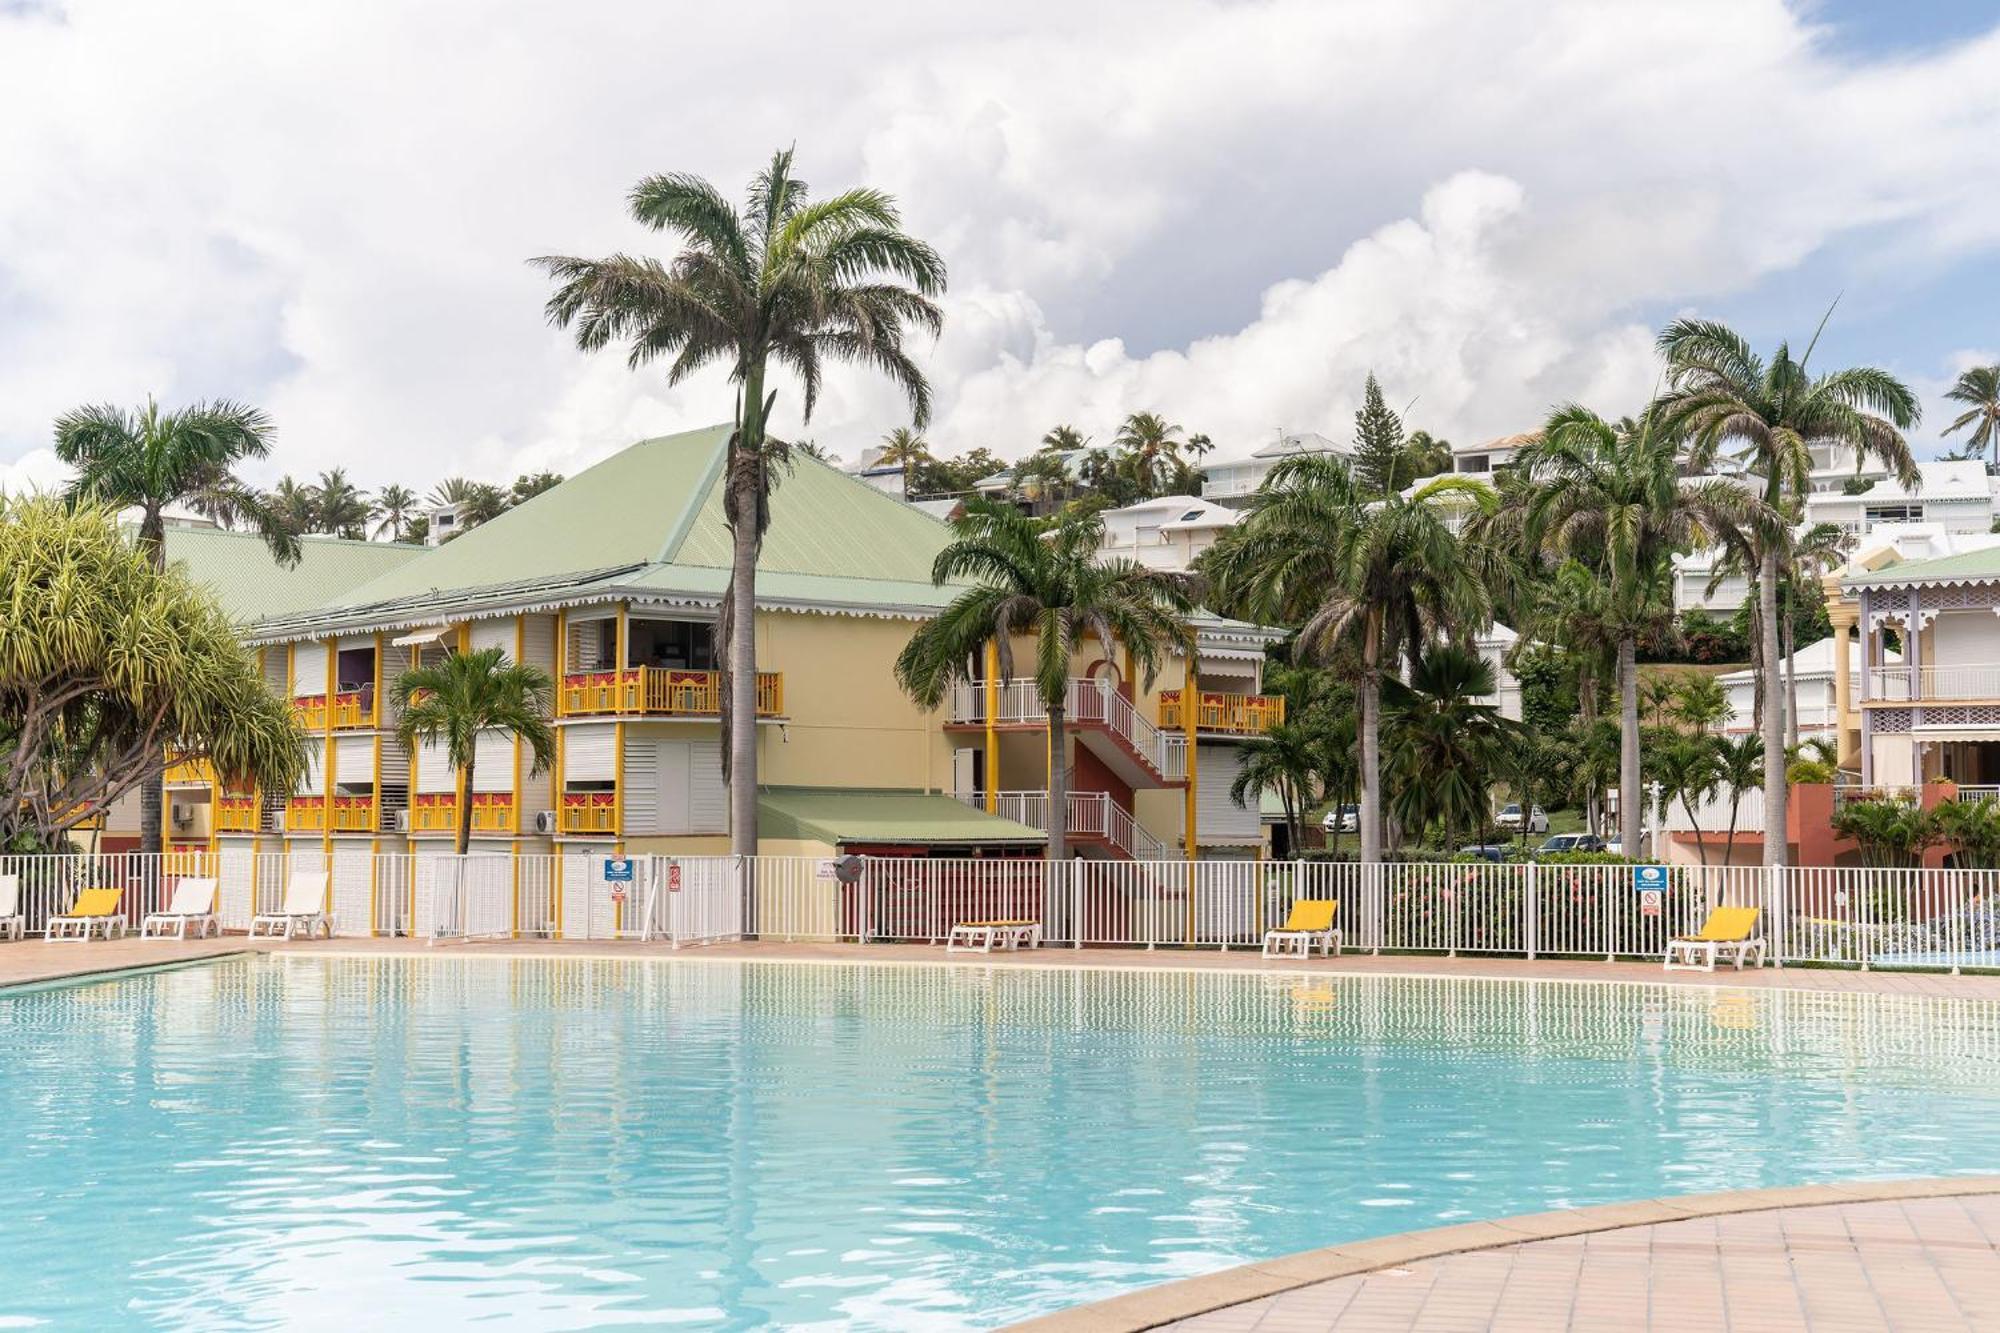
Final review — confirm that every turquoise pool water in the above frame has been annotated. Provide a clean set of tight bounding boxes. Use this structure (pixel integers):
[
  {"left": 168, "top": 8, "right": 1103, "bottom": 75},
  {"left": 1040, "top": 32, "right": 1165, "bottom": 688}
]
[{"left": 5, "top": 958, "right": 2000, "bottom": 1330}]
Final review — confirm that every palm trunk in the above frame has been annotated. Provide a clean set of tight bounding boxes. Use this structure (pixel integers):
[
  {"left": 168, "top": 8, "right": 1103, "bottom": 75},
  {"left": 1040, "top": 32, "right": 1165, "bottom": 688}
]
[
  {"left": 727, "top": 370, "right": 766, "bottom": 860},
  {"left": 1725, "top": 793, "right": 1742, "bottom": 866},
  {"left": 1783, "top": 583, "right": 1800, "bottom": 753},
  {"left": 1360, "top": 620, "right": 1383, "bottom": 866},
  {"left": 1619, "top": 634, "right": 1641, "bottom": 858},
  {"left": 1048, "top": 705, "right": 1068, "bottom": 862},
  {"left": 138, "top": 505, "right": 167, "bottom": 857},
  {"left": 456, "top": 761, "right": 474, "bottom": 856},
  {"left": 1759, "top": 548, "right": 1788, "bottom": 865},
  {"left": 1682, "top": 794, "right": 1708, "bottom": 867}
]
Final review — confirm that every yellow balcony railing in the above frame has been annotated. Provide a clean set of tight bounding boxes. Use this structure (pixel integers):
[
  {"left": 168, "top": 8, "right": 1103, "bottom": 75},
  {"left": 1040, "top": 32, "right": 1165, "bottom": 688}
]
[
  {"left": 163, "top": 753, "right": 216, "bottom": 786},
  {"left": 287, "top": 796, "right": 328, "bottom": 832},
  {"left": 1157, "top": 689, "right": 1286, "bottom": 736},
  {"left": 329, "top": 690, "right": 377, "bottom": 729},
  {"left": 560, "top": 791, "right": 618, "bottom": 834},
  {"left": 330, "top": 796, "right": 377, "bottom": 832},
  {"left": 293, "top": 695, "right": 328, "bottom": 731},
  {"left": 560, "top": 667, "right": 783, "bottom": 718},
  {"left": 408, "top": 793, "right": 515, "bottom": 834},
  {"left": 216, "top": 795, "right": 261, "bottom": 833}
]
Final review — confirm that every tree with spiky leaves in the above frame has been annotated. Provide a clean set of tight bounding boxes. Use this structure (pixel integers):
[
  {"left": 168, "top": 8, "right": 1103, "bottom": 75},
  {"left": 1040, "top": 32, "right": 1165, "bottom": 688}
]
[
  {"left": 312, "top": 468, "right": 372, "bottom": 539},
  {"left": 1382, "top": 643, "right": 1520, "bottom": 849},
  {"left": 875, "top": 426, "right": 932, "bottom": 498},
  {"left": 1943, "top": 365, "right": 2000, "bottom": 471},
  {"left": 54, "top": 397, "right": 301, "bottom": 855},
  {"left": 1112, "top": 411, "right": 1197, "bottom": 497},
  {"left": 1206, "top": 455, "right": 1492, "bottom": 863},
  {"left": 1656, "top": 316, "right": 1919, "bottom": 865},
  {"left": 894, "top": 499, "right": 1192, "bottom": 862},
  {"left": 372, "top": 484, "right": 419, "bottom": 541},
  {"left": 392, "top": 648, "right": 555, "bottom": 856},
  {"left": 537, "top": 149, "right": 945, "bottom": 856}
]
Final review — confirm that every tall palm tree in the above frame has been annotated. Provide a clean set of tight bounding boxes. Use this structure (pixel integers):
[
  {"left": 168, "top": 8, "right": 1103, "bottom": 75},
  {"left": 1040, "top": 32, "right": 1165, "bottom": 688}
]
[
  {"left": 1228, "top": 720, "right": 1325, "bottom": 857},
  {"left": 54, "top": 397, "right": 301, "bottom": 856},
  {"left": 894, "top": 499, "right": 1192, "bottom": 861},
  {"left": 372, "top": 484, "right": 419, "bottom": 541},
  {"left": 1943, "top": 365, "right": 2000, "bottom": 471},
  {"left": 392, "top": 647, "right": 556, "bottom": 855},
  {"left": 1514, "top": 403, "right": 1766, "bottom": 858},
  {"left": 1207, "top": 455, "right": 1491, "bottom": 863},
  {"left": 1714, "top": 732, "right": 1764, "bottom": 862},
  {"left": 509, "top": 471, "right": 565, "bottom": 506},
  {"left": 1781, "top": 520, "right": 1851, "bottom": 750},
  {"left": 1382, "top": 643, "right": 1519, "bottom": 848},
  {"left": 1653, "top": 733, "right": 1723, "bottom": 867},
  {"left": 1112, "top": 411, "right": 1189, "bottom": 497},
  {"left": 1657, "top": 317, "right": 1919, "bottom": 865},
  {"left": 312, "top": 468, "right": 372, "bottom": 539},
  {"left": 1041, "top": 424, "right": 1089, "bottom": 452},
  {"left": 875, "top": 426, "right": 932, "bottom": 498},
  {"left": 268, "top": 475, "right": 319, "bottom": 536},
  {"left": 538, "top": 149, "right": 945, "bottom": 858},
  {"left": 1669, "top": 673, "right": 1732, "bottom": 733}
]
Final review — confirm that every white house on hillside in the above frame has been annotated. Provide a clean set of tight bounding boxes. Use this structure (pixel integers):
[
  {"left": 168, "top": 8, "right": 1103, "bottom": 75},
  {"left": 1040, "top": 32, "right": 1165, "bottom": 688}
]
[
  {"left": 1096, "top": 495, "right": 1240, "bottom": 573},
  {"left": 1201, "top": 431, "right": 1349, "bottom": 504}
]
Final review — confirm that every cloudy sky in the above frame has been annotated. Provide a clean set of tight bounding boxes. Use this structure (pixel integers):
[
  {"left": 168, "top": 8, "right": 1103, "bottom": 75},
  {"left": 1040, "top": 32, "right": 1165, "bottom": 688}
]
[{"left": 2, "top": 0, "right": 1997, "bottom": 497}]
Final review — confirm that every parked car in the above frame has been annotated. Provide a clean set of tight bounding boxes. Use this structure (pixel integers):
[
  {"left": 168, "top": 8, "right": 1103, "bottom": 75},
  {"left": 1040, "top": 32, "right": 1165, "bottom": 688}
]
[
  {"left": 1457, "top": 843, "right": 1514, "bottom": 862},
  {"left": 1538, "top": 833, "right": 1607, "bottom": 855},
  {"left": 1494, "top": 803, "right": 1548, "bottom": 834},
  {"left": 1321, "top": 804, "right": 1359, "bottom": 833}
]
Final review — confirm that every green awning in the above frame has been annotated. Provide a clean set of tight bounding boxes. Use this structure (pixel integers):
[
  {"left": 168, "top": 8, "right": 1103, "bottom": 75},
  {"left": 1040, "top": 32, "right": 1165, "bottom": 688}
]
[{"left": 756, "top": 787, "right": 1045, "bottom": 846}]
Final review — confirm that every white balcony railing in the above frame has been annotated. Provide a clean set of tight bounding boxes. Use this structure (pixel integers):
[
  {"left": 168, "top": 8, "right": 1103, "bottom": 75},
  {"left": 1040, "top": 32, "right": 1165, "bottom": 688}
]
[
  {"left": 948, "top": 678, "right": 1187, "bottom": 781},
  {"left": 954, "top": 789, "right": 1170, "bottom": 862},
  {"left": 1866, "top": 665, "right": 2000, "bottom": 702}
]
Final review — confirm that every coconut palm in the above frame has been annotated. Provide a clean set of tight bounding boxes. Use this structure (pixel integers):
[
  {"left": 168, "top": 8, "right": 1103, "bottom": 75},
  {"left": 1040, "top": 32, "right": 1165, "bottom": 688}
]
[
  {"left": 1714, "top": 732, "right": 1763, "bottom": 861},
  {"left": 509, "top": 472, "right": 565, "bottom": 506},
  {"left": 1112, "top": 411, "right": 1194, "bottom": 496},
  {"left": 1670, "top": 672, "right": 1732, "bottom": 733},
  {"left": 1228, "top": 721, "right": 1326, "bottom": 857},
  {"left": 428, "top": 477, "right": 508, "bottom": 532},
  {"left": 1206, "top": 455, "right": 1491, "bottom": 863},
  {"left": 1513, "top": 403, "right": 1766, "bottom": 859},
  {"left": 312, "top": 468, "right": 372, "bottom": 539},
  {"left": 875, "top": 426, "right": 932, "bottom": 498},
  {"left": 1011, "top": 448, "right": 1075, "bottom": 507},
  {"left": 1943, "top": 365, "right": 2000, "bottom": 471},
  {"left": 372, "top": 484, "right": 419, "bottom": 541},
  {"left": 1657, "top": 316, "right": 1919, "bottom": 865},
  {"left": 392, "top": 647, "right": 556, "bottom": 855},
  {"left": 1041, "top": 424, "right": 1089, "bottom": 453},
  {"left": 1382, "top": 643, "right": 1520, "bottom": 848},
  {"left": 268, "top": 475, "right": 319, "bottom": 536},
  {"left": 894, "top": 499, "right": 1192, "bottom": 861},
  {"left": 1653, "top": 733, "right": 1722, "bottom": 867},
  {"left": 538, "top": 149, "right": 945, "bottom": 857},
  {"left": 53, "top": 397, "right": 301, "bottom": 855}
]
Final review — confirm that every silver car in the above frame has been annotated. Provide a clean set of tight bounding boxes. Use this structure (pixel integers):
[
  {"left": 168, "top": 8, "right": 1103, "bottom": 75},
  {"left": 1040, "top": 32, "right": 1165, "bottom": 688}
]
[{"left": 1494, "top": 803, "right": 1548, "bottom": 833}]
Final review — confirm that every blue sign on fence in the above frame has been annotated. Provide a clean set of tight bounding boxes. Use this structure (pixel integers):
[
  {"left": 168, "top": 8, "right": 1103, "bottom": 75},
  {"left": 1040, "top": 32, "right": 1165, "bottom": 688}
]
[
  {"left": 603, "top": 858, "right": 634, "bottom": 883},
  {"left": 1633, "top": 865, "right": 1669, "bottom": 892}
]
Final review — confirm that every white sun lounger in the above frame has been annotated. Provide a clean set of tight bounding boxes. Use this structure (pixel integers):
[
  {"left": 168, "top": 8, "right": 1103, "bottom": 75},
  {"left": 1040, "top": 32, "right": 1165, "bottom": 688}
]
[
  {"left": 946, "top": 919, "right": 1043, "bottom": 953},
  {"left": 141, "top": 877, "right": 220, "bottom": 940},
  {"left": 0, "top": 874, "right": 22, "bottom": 941},
  {"left": 249, "top": 871, "right": 332, "bottom": 940}
]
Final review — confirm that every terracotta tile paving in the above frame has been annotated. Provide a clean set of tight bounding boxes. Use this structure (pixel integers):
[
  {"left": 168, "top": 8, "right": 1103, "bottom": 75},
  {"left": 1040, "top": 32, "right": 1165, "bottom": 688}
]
[{"left": 1155, "top": 1196, "right": 2000, "bottom": 1333}]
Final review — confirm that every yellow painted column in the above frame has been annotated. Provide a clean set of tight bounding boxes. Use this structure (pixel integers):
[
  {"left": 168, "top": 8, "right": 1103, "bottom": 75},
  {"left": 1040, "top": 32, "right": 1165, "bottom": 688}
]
[
  {"left": 983, "top": 641, "right": 1000, "bottom": 815},
  {"left": 616, "top": 603, "right": 630, "bottom": 708},
  {"left": 613, "top": 720, "right": 626, "bottom": 839},
  {"left": 323, "top": 639, "right": 336, "bottom": 860},
  {"left": 554, "top": 610, "right": 567, "bottom": 719},
  {"left": 514, "top": 616, "right": 527, "bottom": 835},
  {"left": 1184, "top": 655, "right": 1198, "bottom": 946},
  {"left": 372, "top": 632, "right": 384, "bottom": 726}
]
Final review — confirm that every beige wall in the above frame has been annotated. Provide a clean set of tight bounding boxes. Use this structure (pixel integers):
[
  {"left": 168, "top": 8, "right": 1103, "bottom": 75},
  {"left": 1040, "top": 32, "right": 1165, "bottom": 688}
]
[{"left": 754, "top": 610, "right": 955, "bottom": 792}]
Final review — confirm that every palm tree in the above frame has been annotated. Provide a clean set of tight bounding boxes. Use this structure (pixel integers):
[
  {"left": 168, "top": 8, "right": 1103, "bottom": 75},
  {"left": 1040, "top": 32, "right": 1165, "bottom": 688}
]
[
  {"left": 509, "top": 472, "right": 565, "bottom": 506},
  {"left": 1781, "top": 521, "right": 1850, "bottom": 750},
  {"left": 1228, "top": 721, "right": 1325, "bottom": 857},
  {"left": 1654, "top": 733, "right": 1722, "bottom": 867},
  {"left": 1657, "top": 317, "right": 1919, "bottom": 865},
  {"left": 1382, "top": 643, "right": 1519, "bottom": 848},
  {"left": 1011, "top": 448, "right": 1075, "bottom": 507},
  {"left": 1514, "top": 403, "right": 1765, "bottom": 858},
  {"left": 1112, "top": 411, "right": 1189, "bottom": 497},
  {"left": 1207, "top": 456, "right": 1491, "bottom": 863},
  {"left": 893, "top": 499, "right": 1192, "bottom": 861},
  {"left": 1714, "top": 733, "right": 1763, "bottom": 862},
  {"left": 1041, "top": 424, "right": 1089, "bottom": 452},
  {"left": 392, "top": 647, "right": 556, "bottom": 855},
  {"left": 53, "top": 397, "right": 301, "bottom": 856},
  {"left": 875, "top": 426, "right": 932, "bottom": 498},
  {"left": 268, "top": 475, "right": 319, "bottom": 536},
  {"left": 1943, "top": 365, "right": 2000, "bottom": 471},
  {"left": 312, "top": 468, "right": 372, "bottom": 539},
  {"left": 1670, "top": 673, "right": 1732, "bottom": 733},
  {"left": 372, "top": 484, "right": 419, "bottom": 541},
  {"left": 538, "top": 149, "right": 945, "bottom": 858}
]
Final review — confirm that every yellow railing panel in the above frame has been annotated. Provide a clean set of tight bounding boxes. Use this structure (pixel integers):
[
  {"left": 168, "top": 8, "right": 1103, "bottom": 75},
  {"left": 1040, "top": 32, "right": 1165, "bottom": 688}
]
[
  {"left": 1157, "top": 690, "right": 1286, "bottom": 735},
  {"left": 559, "top": 793, "right": 618, "bottom": 833},
  {"left": 559, "top": 668, "right": 783, "bottom": 719}
]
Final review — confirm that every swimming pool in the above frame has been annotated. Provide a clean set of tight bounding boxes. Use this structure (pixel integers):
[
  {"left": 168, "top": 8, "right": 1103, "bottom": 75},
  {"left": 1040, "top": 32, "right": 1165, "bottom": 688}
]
[{"left": 5, "top": 957, "right": 2000, "bottom": 1330}]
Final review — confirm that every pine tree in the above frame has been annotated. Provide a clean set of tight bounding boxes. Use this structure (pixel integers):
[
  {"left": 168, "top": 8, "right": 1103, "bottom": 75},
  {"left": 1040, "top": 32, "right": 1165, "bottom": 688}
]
[{"left": 1351, "top": 373, "right": 1406, "bottom": 496}]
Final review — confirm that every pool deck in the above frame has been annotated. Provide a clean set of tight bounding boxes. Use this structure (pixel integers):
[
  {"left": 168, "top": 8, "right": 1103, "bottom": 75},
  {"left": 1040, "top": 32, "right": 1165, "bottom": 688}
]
[
  {"left": 1015, "top": 1179, "right": 2000, "bottom": 1333},
  {"left": 8, "top": 933, "right": 2000, "bottom": 997},
  {"left": 9, "top": 937, "right": 2000, "bottom": 1329}
]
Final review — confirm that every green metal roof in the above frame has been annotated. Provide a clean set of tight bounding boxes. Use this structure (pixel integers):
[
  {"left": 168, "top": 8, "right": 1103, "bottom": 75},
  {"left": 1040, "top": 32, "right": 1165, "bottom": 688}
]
[
  {"left": 756, "top": 787, "right": 1045, "bottom": 845},
  {"left": 293, "top": 424, "right": 961, "bottom": 627},
  {"left": 161, "top": 526, "right": 424, "bottom": 624},
  {"left": 1844, "top": 545, "right": 2000, "bottom": 589}
]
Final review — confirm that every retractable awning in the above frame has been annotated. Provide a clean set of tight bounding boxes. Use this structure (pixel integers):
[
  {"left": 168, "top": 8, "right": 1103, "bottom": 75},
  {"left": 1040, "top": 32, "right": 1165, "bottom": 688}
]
[{"left": 391, "top": 624, "right": 456, "bottom": 647}]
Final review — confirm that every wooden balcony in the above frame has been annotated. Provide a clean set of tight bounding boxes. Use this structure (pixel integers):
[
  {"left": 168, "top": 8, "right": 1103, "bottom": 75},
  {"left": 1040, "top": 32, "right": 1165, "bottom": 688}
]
[
  {"left": 287, "top": 796, "right": 327, "bottom": 832},
  {"left": 410, "top": 792, "right": 515, "bottom": 833},
  {"left": 560, "top": 791, "right": 618, "bottom": 834},
  {"left": 163, "top": 754, "right": 216, "bottom": 786},
  {"left": 216, "top": 795, "right": 261, "bottom": 834},
  {"left": 1157, "top": 689, "right": 1285, "bottom": 736},
  {"left": 330, "top": 795, "right": 377, "bottom": 832},
  {"left": 287, "top": 795, "right": 376, "bottom": 833},
  {"left": 329, "top": 690, "right": 377, "bottom": 729},
  {"left": 561, "top": 667, "right": 783, "bottom": 718},
  {"left": 292, "top": 695, "right": 328, "bottom": 731}
]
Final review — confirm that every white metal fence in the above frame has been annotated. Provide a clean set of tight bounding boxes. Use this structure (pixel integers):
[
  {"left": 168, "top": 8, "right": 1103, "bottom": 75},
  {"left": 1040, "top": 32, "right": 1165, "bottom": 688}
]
[{"left": 9, "top": 852, "right": 2000, "bottom": 972}]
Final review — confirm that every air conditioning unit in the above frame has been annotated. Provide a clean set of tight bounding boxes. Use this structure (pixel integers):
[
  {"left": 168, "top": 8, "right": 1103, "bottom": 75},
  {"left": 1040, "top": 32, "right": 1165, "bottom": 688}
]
[
  {"left": 269, "top": 809, "right": 287, "bottom": 833},
  {"left": 533, "top": 810, "right": 559, "bottom": 835},
  {"left": 392, "top": 809, "right": 410, "bottom": 833},
  {"left": 170, "top": 803, "right": 195, "bottom": 830}
]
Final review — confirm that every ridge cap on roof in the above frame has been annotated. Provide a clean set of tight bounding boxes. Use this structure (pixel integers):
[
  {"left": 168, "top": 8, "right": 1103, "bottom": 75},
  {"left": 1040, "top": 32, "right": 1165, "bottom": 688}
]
[{"left": 651, "top": 425, "right": 732, "bottom": 564}]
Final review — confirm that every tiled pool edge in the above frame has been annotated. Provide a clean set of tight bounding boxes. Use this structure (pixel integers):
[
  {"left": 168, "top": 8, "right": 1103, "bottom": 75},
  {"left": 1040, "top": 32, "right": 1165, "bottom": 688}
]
[
  {"left": 0, "top": 944, "right": 251, "bottom": 992},
  {"left": 1002, "top": 1175, "right": 2000, "bottom": 1332}
]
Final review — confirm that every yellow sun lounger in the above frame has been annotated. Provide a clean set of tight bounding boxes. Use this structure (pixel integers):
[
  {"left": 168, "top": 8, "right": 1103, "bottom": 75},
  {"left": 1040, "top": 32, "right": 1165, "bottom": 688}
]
[
  {"left": 1665, "top": 906, "right": 1765, "bottom": 972},
  {"left": 46, "top": 887, "right": 127, "bottom": 941},
  {"left": 1263, "top": 899, "right": 1341, "bottom": 959},
  {"left": 946, "top": 919, "right": 1043, "bottom": 953}
]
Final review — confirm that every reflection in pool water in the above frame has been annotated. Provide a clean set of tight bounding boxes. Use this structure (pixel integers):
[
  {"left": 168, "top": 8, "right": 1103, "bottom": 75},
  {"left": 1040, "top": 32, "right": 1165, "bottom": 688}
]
[{"left": 4, "top": 957, "right": 2000, "bottom": 1329}]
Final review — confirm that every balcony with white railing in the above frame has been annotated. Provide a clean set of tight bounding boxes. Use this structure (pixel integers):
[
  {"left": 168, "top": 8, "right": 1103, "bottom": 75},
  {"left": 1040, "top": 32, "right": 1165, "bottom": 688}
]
[
  {"left": 954, "top": 789, "right": 1170, "bottom": 861},
  {"left": 947, "top": 678, "right": 1187, "bottom": 783},
  {"left": 1865, "top": 665, "right": 2000, "bottom": 702}
]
